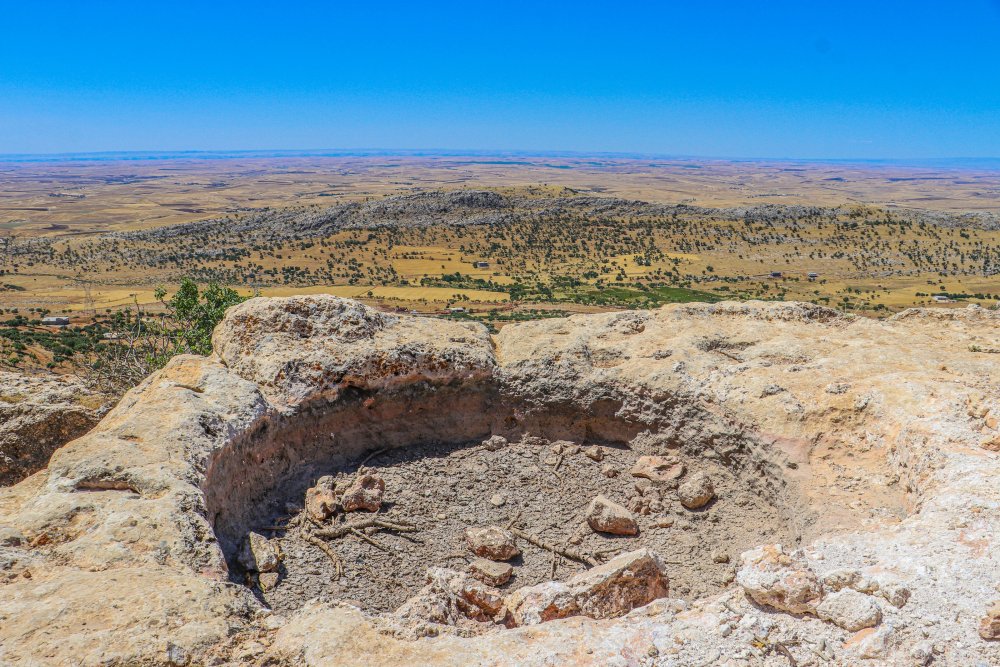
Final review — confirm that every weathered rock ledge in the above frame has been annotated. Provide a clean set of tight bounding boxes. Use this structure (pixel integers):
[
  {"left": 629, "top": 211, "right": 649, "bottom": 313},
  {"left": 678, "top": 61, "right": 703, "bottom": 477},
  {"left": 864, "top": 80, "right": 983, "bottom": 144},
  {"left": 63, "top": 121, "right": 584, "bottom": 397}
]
[
  {"left": 0, "top": 371, "right": 104, "bottom": 486},
  {"left": 0, "top": 296, "right": 997, "bottom": 666}
]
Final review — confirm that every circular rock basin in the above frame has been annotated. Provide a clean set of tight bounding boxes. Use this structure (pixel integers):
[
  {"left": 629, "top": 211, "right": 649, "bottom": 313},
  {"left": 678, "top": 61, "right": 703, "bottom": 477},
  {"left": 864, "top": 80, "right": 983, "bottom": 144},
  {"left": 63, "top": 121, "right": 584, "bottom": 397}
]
[
  {"left": 205, "top": 384, "right": 904, "bottom": 626},
  {"left": 5, "top": 296, "right": 998, "bottom": 666}
]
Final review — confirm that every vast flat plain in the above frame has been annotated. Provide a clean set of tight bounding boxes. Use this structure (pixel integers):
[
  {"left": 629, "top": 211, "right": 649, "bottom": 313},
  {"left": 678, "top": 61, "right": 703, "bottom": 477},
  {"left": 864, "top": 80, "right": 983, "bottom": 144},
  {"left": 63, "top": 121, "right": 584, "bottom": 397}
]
[
  {"left": 2, "top": 152, "right": 999, "bottom": 323},
  {"left": 4, "top": 152, "right": 1000, "bottom": 237}
]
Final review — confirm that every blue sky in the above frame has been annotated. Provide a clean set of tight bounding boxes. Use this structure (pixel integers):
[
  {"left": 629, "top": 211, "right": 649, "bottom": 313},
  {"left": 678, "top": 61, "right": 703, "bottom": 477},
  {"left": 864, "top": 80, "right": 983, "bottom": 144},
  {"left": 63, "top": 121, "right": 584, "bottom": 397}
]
[{"left": 1, "top": 1, "right": 999, "bottom": 158}]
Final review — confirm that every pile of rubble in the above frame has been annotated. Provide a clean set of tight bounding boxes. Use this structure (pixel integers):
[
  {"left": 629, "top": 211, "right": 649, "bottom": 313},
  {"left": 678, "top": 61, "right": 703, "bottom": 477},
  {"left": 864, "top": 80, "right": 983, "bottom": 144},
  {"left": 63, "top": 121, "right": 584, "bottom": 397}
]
[
  {"left": 391, "top": 547, "right": 669, "bottom": 636},
  {"left": 237, "top": 421, "right": 757, "bottom": 629},
  {"left": 238, "top": 443, "right": 717, "bottom": 636}
]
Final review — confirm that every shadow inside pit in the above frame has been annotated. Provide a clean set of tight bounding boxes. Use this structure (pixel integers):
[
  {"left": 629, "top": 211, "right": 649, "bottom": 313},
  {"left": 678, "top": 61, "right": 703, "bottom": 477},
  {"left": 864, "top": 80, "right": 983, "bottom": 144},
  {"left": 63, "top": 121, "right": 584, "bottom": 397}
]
[{"left": 227, "top": 429, "right": 811, "bottom": 618}]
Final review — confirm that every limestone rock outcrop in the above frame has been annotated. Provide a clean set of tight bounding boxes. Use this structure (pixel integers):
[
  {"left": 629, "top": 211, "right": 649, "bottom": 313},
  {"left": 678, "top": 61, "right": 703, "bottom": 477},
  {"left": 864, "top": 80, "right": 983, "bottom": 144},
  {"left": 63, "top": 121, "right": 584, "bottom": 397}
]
[
  {"left": 465, "top": 525, "right": 520, "bottom": 561},
  {"left": 585, "top": 494, "right": 639, "bottom": 535},
  {"left": 503, "top": 549, "right": 669, "bottom": 627},
  {"left": 0, "top": 297, "right": 998, "bottom": 666},
  {"left": 467, "top": 558, "right": 513, "bottom": 586},
  {"left": 392, "top": 567, "right": 505, "bottom": 632},
  {"left": 816, "top": 588, "right": 882, "bottom": 632},
  {"left": 304, "top": 475, "right": 338, "bottom": 521},
  {"left": 504, "top": 581, "right": 579, "bottom": 626},
  {"left": 212, "top": 295, "right": 495, "bottom": 410},
  {"left": 341, "top": 472, "right": 384, "bottom": 512},
  {"left": 736, "top": 543, "right": 823, "bottom": 614},
  {"left": 0, "top": 371, "right": 104, "bottom": 485},
  {"left": 565, "top": 548, "right": 669, "bottom": 619},
  {"left": 630, "top": 454, "right": 685, "bottom": 485},
  {"left": 677, "top": 470, "right": 715, "bottom": 509}
]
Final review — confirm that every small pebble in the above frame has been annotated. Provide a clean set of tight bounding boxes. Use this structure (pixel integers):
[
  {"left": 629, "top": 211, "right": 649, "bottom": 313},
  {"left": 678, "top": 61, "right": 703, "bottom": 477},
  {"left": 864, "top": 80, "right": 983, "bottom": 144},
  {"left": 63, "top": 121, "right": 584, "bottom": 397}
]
[{"left": 467, "top": 558, "right": 513, "bottom": 586}]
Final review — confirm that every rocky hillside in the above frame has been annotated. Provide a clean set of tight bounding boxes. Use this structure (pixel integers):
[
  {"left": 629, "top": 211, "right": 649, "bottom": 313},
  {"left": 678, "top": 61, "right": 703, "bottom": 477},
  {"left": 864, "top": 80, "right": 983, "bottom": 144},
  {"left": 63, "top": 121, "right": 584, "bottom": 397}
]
[
  {"left": 0, "top": 296, "right": 998, "bottom": 665},
  {"left": 114, "top": 190, "right": 1000, "bottom": 242},
  {"left": 5, "top": 189, "right": 999, "bottom": 272}
]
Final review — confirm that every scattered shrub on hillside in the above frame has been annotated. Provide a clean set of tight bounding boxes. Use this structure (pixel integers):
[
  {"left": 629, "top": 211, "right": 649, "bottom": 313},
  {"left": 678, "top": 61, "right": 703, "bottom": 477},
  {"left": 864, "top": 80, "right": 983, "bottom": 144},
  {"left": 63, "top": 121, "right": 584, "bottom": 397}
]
[{"left": 87, "top": 279, "right": 246, "bottom": 395}]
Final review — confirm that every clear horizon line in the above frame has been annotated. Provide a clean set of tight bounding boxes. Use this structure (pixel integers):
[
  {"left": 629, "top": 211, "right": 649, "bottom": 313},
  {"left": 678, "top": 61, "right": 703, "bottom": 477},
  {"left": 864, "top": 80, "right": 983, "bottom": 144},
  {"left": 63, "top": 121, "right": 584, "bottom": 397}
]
[{"left": 2, "top": 147, "right": 1000, "bottom": 166}]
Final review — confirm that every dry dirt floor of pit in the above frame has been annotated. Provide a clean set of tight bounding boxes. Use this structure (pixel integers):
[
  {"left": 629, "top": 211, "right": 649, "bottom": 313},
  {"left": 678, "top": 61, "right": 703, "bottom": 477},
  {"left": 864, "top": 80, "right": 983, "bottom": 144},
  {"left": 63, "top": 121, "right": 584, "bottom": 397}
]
[{"left": 248, "top": 435, "right": 803, "bottom": 617}]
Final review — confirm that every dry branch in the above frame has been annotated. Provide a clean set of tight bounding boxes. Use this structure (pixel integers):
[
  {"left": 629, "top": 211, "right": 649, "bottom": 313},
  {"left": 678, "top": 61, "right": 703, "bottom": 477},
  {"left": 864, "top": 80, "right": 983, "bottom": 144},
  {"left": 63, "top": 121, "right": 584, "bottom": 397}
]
[
  {"left": 774, "top": 642, "right": 798, "bottom": 667},
  {"left": 304, "top": 533, "right": 344, "bottom": 579},
  {"left": 313, "top": 518, "right": 418, "bottom": 540},
  {"left": 350, "top": 527, "right": 388, "bottom": 551},
  {"left": 354, "top": 447, "right": 388, "bottom": 476},
  {"left": 509, "top": 527, "right": 599, "bottom": 567}
]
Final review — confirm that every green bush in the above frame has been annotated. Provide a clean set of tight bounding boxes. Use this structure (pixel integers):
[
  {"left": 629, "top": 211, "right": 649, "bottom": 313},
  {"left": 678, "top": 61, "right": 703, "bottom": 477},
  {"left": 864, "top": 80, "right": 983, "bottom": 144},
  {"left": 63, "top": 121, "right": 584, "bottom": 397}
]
[
  {"left": 90, "top": 279, "right": 246, "bottom": 395},
  {"left": 155, "top": 279, "right": 245, "bottom": 356}
]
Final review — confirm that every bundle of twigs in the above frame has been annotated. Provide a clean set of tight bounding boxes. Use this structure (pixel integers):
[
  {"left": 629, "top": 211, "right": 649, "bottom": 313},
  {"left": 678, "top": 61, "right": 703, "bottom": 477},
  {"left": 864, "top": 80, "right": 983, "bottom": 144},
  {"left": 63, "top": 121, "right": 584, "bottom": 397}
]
[{"left": 297, "top": 516, "right": 420, "bottom": 581}]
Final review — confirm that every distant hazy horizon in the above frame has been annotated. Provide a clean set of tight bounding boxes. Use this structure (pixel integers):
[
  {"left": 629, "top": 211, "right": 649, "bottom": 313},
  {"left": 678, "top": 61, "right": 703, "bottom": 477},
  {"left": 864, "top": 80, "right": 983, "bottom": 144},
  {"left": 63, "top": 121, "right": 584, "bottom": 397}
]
[{"left": 2, "top": 149, "right": 1000, "bottom": 171}]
